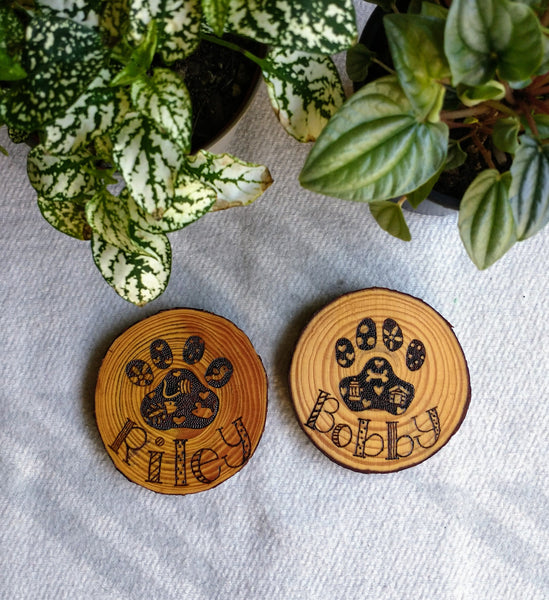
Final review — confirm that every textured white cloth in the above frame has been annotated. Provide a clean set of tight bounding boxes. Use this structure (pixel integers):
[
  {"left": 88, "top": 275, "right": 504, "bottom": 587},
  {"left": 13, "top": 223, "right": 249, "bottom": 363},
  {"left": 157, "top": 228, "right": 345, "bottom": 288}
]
[{"left": 1, "top": 4, "right": 548, "bottom": 599}]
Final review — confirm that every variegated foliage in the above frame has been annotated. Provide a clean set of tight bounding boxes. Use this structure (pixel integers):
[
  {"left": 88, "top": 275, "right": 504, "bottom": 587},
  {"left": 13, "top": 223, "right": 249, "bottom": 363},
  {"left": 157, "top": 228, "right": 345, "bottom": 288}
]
[
  {"left": 1, "top": 0, "right": 356, "bottom": 303},
  {"left": 262, "top": 49, "right": 345, "bottom": 142},
  {"left": 225, "top": 0, "right": 356, "bottom": 55}
]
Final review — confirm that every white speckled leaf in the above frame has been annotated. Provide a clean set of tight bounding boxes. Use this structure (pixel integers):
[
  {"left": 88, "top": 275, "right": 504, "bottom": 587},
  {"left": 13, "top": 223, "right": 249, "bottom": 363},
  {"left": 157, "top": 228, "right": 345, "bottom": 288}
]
[
  {"left": 101, "top": 0, "right": 130, "bottom": 43},
  {"left": 91, "top": 229, "right": 171, "bottom": 305},
  {"left": 262, "top": 49, "right": 345, "bottom": 142},
  {"left": 37, "top": 197, "right": 91, "bottom": 240},
  {"left": 226, "top": 0, "right": 356, "bottom": 54},
  {"left": 2, "top": 15, "right": 106, "bottom": 131},
  {"left": 27, "top": 146, "right": 98, "bottom": 202},
  {"left": 86, "top": 189, "right": 146, "bottom": 256},
  {"left": 35, "top": 0, "right": 103, "bottom": 28},
  {"left": 128, "top": 0, "right": 201, "bottom": 63},
  {"left": 128, "top": 175, "right": 216, "bottom": 233},
  {"left": 131, "top": 69, "right": 192, "bottom": 153},
  {"left": 186, "top": 151, "right": 273, "bottom": 209},
  {"left": 43, "top": 68, "right": 132, "bottom": 155},
  {"left": 88, "top": 189, "right": 171, "bottom": 305},
  {"left": 111, "top": 112, "right": 184, "bottom": 217}
]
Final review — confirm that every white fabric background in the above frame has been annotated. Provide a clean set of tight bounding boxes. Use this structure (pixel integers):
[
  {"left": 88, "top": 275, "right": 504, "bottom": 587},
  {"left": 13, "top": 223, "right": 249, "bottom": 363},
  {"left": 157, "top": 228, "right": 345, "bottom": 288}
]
[{"left": 1, "top": 3, "right": 548, "bottom": 599}]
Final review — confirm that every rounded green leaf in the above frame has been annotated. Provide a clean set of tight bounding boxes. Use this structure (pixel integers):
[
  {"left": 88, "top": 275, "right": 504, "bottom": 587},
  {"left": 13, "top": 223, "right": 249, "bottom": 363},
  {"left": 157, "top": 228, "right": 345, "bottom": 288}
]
[
  {"left": 300, "top": 77, "right": 449, "bottom": 203},
  {"left": 384, "top": 14, "right": 449, "bottom": 121},
  {"left": 369, "top": 201, "right": 412, "bottom": 241},
  {"left": 458, "top": 169, "right": 516, "bottom": 269},
  {"left": 492, "top": 117, "right": 520, "bottom": 154},
  {"left": 346, "top": 43, "right": 374, "bottom": 83},
  {"left": 445, "top": 0, "right": 543, "bottom": 86},
  {"left": 457, "top": 81, "right": 505, "bottom": 107},
  {"left": 509, "top": 135, "right": 549, "bottom": 239}
]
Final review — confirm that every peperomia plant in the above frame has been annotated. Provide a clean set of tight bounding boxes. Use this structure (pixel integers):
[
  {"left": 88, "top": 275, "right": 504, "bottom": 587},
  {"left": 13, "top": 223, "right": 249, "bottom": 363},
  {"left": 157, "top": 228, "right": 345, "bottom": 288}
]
[
  {"left": 300, "top": 0, "right": 549, "bottom": 269},
  {"left": 0, "top": 0, "right": 356, "bottom": 305}
]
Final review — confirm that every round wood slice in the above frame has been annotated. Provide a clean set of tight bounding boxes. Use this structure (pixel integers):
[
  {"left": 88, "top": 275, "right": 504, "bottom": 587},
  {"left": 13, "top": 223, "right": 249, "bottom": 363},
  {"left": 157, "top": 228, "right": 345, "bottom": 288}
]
[
  {"left": 95, "top": 308, "right": 268, "bottom": 494},
  {"left": 289, "top": 288, "right": 471, "bottom": 473}
]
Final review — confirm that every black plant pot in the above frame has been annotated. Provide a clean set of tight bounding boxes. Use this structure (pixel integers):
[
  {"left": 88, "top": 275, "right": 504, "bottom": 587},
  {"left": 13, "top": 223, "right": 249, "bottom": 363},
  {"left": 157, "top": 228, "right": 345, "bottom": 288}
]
[{"left": 355, "top": 1, "right": 461, "bottom": 211}]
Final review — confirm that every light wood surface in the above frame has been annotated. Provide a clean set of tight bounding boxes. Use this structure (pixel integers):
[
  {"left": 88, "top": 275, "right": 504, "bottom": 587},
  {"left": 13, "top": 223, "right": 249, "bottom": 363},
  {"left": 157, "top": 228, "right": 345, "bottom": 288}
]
[
  {"left": 95, "top": 309, "right": 268, "bottom": 494},
  {"left": 289, "top": 288, "right": 470, "bottom": 472}
]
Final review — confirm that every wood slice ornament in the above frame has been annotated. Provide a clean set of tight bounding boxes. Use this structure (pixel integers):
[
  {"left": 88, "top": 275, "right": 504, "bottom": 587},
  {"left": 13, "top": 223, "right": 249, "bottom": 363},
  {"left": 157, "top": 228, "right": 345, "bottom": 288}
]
[
  {"left": 289, "top": 288, "right": 471, "bottom": 472},
  {"left": 95, "top": 309, "right": 267, "bottom": 494}
]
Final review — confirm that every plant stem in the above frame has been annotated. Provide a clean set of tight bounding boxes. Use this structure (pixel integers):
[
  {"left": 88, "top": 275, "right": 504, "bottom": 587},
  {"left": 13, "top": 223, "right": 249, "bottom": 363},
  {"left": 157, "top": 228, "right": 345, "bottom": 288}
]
[
  {"left": 372, "top": 57, "right": 395, "bottom": 75},
  {"left": 531, "top": 85, "right": 549, "bottom": 96},
  {"left": 440, "top": 105, "right": 491, "bottom": 121},
  {"left": 200, "top": 32, "right": 267, "bottom": 69},
  {"left": 471, "top": 133, "right": 496, "bottom": 170}
]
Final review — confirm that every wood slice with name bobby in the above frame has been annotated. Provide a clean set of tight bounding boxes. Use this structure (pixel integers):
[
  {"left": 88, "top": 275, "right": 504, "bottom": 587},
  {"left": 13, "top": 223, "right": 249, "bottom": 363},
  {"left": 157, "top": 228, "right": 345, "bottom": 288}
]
[
  {"left": 95, "top": 308, "right": 268, "bottom": 494},
  {"left": 289, "top": 288, "right": 471, "bottom": 472}
]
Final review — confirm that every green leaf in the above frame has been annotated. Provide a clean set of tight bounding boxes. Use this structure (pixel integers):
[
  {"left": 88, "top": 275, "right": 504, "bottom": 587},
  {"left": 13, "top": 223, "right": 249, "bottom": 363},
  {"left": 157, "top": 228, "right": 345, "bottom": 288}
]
[
  {"left": 201, "top": 0, "right": 230, "bottom": 36},
  {"left": 420, "top": 3, "right": 449, "bottom": 19},
  {"left": 111, "top": 20, "right": 157, "bottom": 87},
  {"left": 514, "top": 0, "right": 549, "bottom": 14},
  {"left": 43, "top": 68, "right": 132, "bottom": 155},
  {"left": 27, "top": 145, "right": 99, "bottom": 202},
  {"left": 445, "top": 140, "right": 468, "bottom": 170},
  {"left": 186, "top": 150, "right": 273, "bottom": 209},
  {"left": 110, "top": 111, "right": 184, "bottom": 217},
  {"left": 508, "top": 135, "right": 549, "bottom": 239},
  {"left": 131, "top": 69, "right": 192, "bottom": 153},
  {"left": 300, "top": 76, "right": 449, "bottom": 203},
  {"left": 457, "top": 81, "right": 505, "bottom": 107},
  {"left": 0, "top": 7, "right": 27, "bottom": 81},
  {"left": 128, "top": 175, "right": 216, "bottom": 233},
  {"left": 445, "top": 0, "right": 543, "bottom": 86},
  {"left": 2, "top": 15, "right": 107, "bottom": 130},
  {"left": 406, "top": 138, "right": 468, "bottom": 208},
  {"left": 91, "top": 227, "right": 171, "bottom": 306},
  {"left": 262, "top": 49, "right": 346, "bottom": 142},
  {"left": 37, "top": 197, "right": 91, "bottom": 240},
  {"left": 88, "top": 188, "right": 172, "bottom": 305},
  {"left": 346, "top": 43, "right": 375, "bottom": 83},
  {"left": 492, "top": 116, "right": 520, "bottom": 154},
  {"left": 384, "top": 14, "right": 450, "bottom": 121},
  {"left": 526, "top": 114, "right": 549, "bottom": 139},
  {"left": 369, "top": 201, "right": 412, "bottom": 241},
  {"left": 225, "top": 0, "right": 357, "bottom": 55},
  {"left": 536, "top": 34, "right": 549, "bottom": 76},
  {"left": 406, "top": 167, "right": 442, "bottom": 208},
  {"left": 128, "top": 0, "right": 201, "bottom": 63},
  {"left": 458, "top": 169, "right": 516, "bottom": 269}
]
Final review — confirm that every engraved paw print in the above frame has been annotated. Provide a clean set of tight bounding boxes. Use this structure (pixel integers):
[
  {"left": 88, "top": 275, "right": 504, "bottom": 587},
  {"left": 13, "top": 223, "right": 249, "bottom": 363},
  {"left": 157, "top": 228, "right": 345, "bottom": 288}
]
[
  {"left": 336, "top": 318, "right": 426, "bottom": 416},
  {"left": 125, "top": 337, "right": 233, "bottom": 431}
]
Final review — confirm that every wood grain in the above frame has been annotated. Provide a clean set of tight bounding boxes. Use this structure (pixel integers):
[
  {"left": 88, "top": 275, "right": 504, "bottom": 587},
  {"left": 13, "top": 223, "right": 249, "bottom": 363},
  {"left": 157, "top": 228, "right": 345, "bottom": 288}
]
[
  {"left": 289, "top": 288, "right": 470, "bottom": 473},
  {"left": 95, "top": 308, "right": 268, "bottom": 494}
]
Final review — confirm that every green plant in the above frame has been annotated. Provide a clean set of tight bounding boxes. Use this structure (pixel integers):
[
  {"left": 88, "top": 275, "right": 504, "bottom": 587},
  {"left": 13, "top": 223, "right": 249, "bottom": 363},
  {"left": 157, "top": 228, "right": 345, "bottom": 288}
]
[
  {"left": 0, "top": 0, "right": 357, "bottom": 304},
  {"left": 300, "top": 0, "right": 549, "bottom": 269}
]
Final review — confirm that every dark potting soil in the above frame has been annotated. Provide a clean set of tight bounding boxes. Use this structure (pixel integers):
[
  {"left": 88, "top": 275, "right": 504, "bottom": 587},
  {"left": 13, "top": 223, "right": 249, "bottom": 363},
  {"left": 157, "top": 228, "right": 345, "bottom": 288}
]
[{"left": 169, "top": 36, "right": 264, "bottom": 152}]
